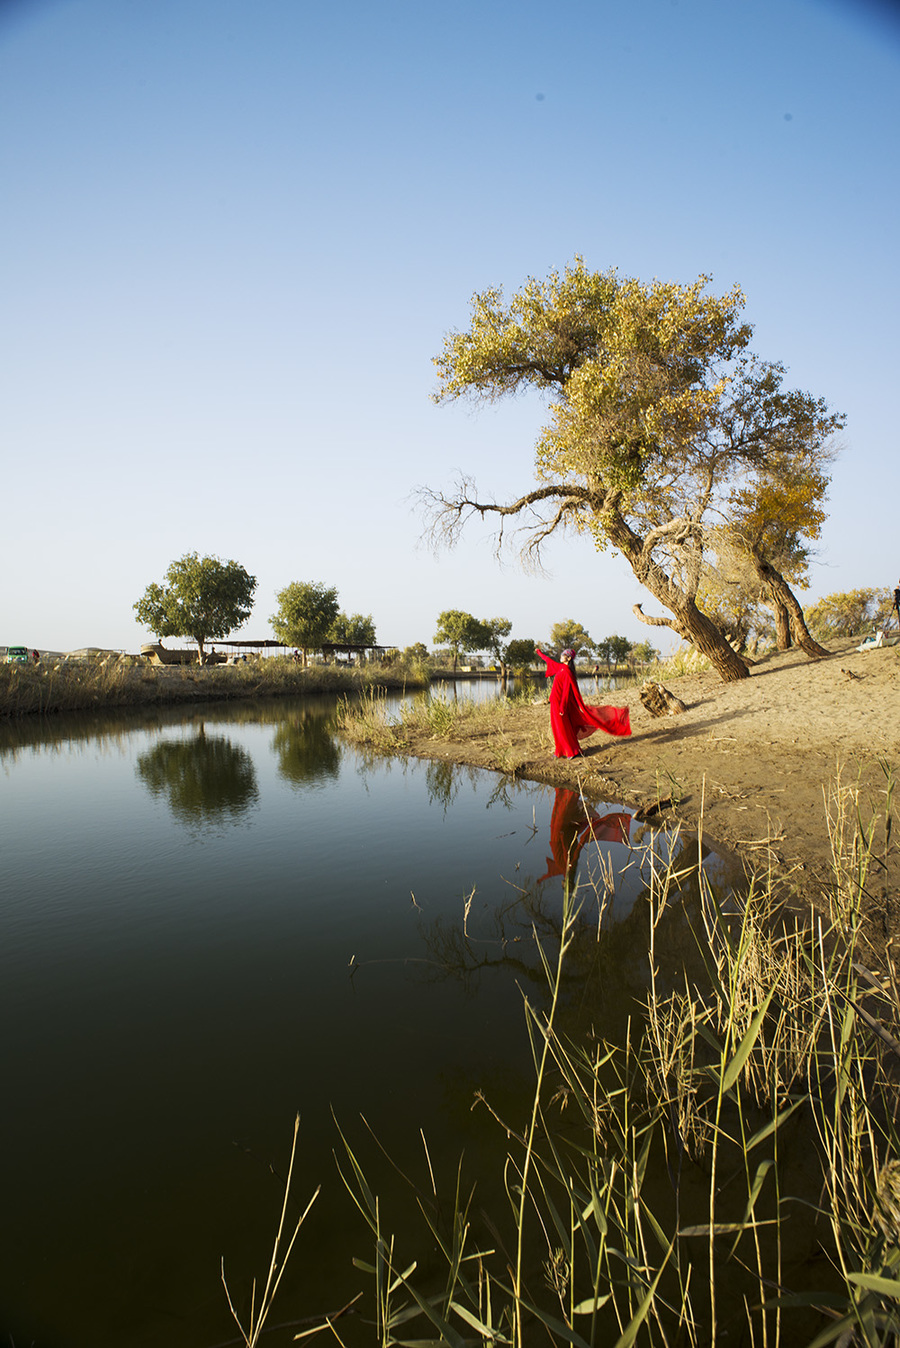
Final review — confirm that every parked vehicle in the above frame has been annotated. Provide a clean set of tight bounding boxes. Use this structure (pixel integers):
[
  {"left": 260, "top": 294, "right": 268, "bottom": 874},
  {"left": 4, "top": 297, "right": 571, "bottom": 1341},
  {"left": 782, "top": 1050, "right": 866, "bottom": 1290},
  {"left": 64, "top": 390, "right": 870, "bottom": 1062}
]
[{"left": 4, "top": 646, "right": 29, "bottom": 663}]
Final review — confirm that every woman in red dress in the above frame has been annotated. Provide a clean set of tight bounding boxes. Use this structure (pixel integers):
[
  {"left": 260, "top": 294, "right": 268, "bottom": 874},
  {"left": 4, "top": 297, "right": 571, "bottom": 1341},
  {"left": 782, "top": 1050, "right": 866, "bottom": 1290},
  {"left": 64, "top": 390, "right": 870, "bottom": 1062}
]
[{"left": 536, "top": 648, "right": 631, "bottom": 758}]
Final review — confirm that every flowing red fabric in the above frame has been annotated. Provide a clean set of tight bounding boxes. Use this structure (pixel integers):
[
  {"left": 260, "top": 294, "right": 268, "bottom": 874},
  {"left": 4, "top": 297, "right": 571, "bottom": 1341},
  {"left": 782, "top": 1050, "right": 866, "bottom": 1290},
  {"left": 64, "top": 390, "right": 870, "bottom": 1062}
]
[
  {"left": 539, "top": 788, "right": 633, "bottom": 883},
  {"left": 536, "top": 649, "right": 631, "bottom": 758}
]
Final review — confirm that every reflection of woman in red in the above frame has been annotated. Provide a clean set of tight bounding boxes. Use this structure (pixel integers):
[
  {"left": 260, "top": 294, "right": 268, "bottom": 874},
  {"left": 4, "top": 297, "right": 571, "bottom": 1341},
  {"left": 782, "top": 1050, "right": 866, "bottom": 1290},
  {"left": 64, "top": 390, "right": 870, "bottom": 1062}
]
[
  {"left": 536, "top": 648, "right": 631, "bottom": 758},
  {"left": 539, "top": 787, "right": 632, "bottom": 886}
]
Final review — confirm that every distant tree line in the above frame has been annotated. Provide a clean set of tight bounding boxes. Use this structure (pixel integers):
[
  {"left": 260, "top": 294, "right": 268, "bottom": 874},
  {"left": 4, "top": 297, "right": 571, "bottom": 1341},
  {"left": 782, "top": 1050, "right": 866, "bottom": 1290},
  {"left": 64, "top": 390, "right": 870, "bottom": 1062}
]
[
  {"left": 134, "top": 555, "right": 376, "bottom": 666},
  {"left": 428, "top": 610, "right": 659, "bottom": 675},
  {"left": 134, "top": 553, "right": 890, "bottom": 673}
]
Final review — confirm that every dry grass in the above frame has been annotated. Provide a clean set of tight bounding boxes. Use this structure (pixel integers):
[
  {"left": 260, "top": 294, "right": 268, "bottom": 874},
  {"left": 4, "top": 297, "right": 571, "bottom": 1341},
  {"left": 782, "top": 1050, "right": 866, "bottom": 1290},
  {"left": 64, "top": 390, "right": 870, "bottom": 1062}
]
[
  {"left": 0, "top": 656, "right": 427, "bottom": 719},
  {"left": 336, "top": 685, "right": 537, "bottom": 771}
]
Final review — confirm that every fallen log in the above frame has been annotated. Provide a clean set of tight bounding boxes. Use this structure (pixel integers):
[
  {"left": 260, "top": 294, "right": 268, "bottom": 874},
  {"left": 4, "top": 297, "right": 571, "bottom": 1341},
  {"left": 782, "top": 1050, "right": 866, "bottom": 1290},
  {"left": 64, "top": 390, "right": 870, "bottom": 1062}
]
[{"left": 640, "top": 681, "right": 687, "bottom": 718}]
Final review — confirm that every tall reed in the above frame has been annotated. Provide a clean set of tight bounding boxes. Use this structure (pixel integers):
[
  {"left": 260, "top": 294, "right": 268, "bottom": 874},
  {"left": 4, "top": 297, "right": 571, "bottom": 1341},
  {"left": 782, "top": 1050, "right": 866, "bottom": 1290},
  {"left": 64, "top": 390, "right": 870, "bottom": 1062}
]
[
  {"left": 320, "top": 769, "right": 899, "bottom": 1346},
  {"left": 337, "top": 686, "right": 538, "bottom": 774},
  {"left": 221, "top": 1115, "right": 321, "bottom": 1347}
]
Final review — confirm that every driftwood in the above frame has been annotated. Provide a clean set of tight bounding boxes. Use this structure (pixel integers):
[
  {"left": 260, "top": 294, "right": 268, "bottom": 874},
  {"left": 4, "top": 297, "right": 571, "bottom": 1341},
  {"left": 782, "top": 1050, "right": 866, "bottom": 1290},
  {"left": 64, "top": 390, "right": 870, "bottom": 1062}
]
[
  {"left": 633, "top": 795, "right": 675, "bottom": 821},
  {"left": 640, "top": 681, "right": 687, "bottom": 718}
]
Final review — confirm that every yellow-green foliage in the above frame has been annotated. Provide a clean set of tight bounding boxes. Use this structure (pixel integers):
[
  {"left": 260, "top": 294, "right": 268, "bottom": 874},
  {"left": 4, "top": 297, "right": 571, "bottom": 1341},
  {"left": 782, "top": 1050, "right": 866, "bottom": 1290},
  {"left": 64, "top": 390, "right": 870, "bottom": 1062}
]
[{"left": 806, "top": 588, "right": 892, "bottom": 639}]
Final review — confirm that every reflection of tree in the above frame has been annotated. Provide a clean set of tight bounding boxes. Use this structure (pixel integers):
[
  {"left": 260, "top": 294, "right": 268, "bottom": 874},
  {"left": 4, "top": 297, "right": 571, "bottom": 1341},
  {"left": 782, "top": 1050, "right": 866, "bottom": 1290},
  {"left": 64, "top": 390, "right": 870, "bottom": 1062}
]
[
  {"left": 422, "top": 882, "right": 585, "bottom": 1000},
  {"left": 271, "top": 707, "right": 341, "bottom": 786},
  {"left": 425, "top": 759, "right": 458, "bottom": 810},
  {"left": 426, "top": 760, "right": 522, "bottom": 814},
  {"left": 136, "top": 726, "right": 258, "bottom": 825},
  {"left": 0, "top": 693, "right": 347, "bottom": 762}
]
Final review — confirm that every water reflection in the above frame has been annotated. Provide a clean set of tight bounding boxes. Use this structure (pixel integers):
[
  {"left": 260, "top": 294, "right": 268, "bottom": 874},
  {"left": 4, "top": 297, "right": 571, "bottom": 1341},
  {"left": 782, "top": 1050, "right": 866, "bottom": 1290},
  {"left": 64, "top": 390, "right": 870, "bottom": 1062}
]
[
  {"left": 417, "top": 781, "right": 733, "bottom": 1022},
  {"left": 1, "top": 696, "right": 738, "bottom": 1348},
  {"left": 539, "top": 787, "right": 632, "bottom": 889},
  {"left": 424, "top": 757, "right": 463, "bottom": 810},
  {"left": 271, "top": 705, "right": 341, "bottom": 785},
  {"left": 135, "top": 724, "right": 259, "bottom": 826}
]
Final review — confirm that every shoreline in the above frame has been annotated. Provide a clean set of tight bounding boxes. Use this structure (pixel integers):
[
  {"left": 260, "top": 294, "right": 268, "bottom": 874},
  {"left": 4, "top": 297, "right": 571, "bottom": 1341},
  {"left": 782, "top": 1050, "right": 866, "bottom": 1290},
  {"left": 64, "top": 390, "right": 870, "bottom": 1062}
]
[
  {"left": 0, "top": 659, "right": 429, "bottom": 718},
  {"left": 369, "top": 638, "right": 899, "bottom": 952},
  {"left": 5, "top": 640, "right": 896, "bottom": 946}
]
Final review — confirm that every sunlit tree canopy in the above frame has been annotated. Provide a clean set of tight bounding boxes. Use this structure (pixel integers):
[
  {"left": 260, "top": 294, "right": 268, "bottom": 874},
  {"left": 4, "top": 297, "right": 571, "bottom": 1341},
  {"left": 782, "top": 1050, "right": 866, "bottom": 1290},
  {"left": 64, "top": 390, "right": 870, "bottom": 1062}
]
[{"left": 425, "top": 259, "right": 845, "bottom": 682}]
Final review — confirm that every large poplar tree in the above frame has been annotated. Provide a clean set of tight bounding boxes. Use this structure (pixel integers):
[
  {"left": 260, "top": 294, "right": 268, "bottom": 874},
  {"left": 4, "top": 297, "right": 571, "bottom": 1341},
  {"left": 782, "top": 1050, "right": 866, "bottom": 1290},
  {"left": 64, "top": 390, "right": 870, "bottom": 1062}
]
[{"left": 422, "top": 260, "right": 844, "bottom": 683}]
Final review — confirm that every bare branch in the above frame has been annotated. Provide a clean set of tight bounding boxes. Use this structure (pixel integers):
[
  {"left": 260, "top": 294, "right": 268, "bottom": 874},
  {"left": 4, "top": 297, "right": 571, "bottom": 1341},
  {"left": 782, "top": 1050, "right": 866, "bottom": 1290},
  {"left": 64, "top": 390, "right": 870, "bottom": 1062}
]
[
  {"left": 639, "top": 515, "right": 700, "bottom": 563},
  {"left": 633, "top": 603, "right": 690, "bottom": 643},
  {"left": 414, "top": 477, "right": 599, "bottom": 569}
]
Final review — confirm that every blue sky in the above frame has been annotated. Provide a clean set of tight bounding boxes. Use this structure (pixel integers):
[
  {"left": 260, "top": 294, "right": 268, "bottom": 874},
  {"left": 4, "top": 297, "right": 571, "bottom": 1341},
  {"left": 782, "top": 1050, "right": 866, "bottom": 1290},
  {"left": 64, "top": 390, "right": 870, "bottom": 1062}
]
[{"left": 2, "top": 0, "right": 898, "bottom": 655}]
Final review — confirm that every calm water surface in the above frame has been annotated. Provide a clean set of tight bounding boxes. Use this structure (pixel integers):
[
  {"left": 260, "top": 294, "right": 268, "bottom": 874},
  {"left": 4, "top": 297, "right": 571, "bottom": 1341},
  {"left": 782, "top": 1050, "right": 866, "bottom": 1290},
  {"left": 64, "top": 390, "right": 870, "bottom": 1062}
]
[{"left": 0, "top": 687, "right": 717, "bottom": 1348}]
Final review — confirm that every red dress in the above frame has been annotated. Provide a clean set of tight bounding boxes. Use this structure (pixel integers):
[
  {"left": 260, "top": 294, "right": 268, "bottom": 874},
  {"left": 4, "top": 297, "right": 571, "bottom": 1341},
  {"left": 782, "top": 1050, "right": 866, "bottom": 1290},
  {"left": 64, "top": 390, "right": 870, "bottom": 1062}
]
[
  {"left": 539, "top": 788, "right": 633, "bottom": 883},
  {"left": 536, "top": 649, "right": 631, "bottom": 758}
]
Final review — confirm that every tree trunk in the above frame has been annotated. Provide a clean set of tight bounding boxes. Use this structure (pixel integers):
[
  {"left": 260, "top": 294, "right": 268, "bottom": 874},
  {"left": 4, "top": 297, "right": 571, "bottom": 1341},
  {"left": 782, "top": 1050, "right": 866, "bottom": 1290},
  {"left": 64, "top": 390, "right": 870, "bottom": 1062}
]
[
  {"left": 640, "top": 682, "right": 687, "bottom": 717},
  {"left": 601, "top": 507, "right": 750, "bottom": 682},
  {"left": 772, "top": 599, "right": 791, "bottom": 651},
  {"left": 677, "top": 602, "right": 751, "bottom": 680},
  {"left": 634, "top": 598, "right": 750, "bottom": 681},
  {"left": 750, "top": 551, "right": 828, "bottom": 659},
  {"left": 197, "top": 639, "right": 206, "bottom": 666}
]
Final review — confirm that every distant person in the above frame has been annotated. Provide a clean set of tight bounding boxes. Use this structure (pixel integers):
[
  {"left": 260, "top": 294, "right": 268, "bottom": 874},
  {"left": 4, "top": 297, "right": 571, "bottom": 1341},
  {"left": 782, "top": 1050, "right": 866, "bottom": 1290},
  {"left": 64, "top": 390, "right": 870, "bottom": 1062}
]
[
  {"left": 31, "top": 649, "right": 39, "bottom": 664},
  {"left": 892, "top": 581, "right": 900, "bottom": 631},
  {"left": 535, "top": 647, "right": 631, "bottom": 759}
]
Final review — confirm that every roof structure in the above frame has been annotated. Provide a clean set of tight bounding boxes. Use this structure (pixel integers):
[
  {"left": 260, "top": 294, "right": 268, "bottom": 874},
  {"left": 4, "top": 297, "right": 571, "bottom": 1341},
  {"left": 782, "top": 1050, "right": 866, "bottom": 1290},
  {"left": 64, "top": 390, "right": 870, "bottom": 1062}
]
[
  {"left": 206, "top": 639, "right": 287, "bottom": 649},
  {"left": 205, "top": 639, "right": 395, "bottom": 655},
  {"left": 321, "top": 642, "right": 390, "bottom": 655}
]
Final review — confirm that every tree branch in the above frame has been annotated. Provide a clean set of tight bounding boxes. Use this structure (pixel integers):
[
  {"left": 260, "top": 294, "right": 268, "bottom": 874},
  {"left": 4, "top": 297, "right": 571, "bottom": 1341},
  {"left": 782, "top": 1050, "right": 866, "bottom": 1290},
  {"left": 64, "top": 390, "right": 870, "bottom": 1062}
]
[
  {"left": 416, "top": 477, "right": 599, "bottom": 566},
  {"left": 633, "top": 603, "right": 690, "bottom": 642}
]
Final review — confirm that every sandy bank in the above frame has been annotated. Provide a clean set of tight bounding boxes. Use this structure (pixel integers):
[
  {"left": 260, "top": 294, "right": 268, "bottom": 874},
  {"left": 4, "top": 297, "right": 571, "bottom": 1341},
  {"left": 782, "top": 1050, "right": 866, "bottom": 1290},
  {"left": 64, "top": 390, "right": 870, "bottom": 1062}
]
[{"left": 394, "top": 638, "right": 899, "bottom": 948}]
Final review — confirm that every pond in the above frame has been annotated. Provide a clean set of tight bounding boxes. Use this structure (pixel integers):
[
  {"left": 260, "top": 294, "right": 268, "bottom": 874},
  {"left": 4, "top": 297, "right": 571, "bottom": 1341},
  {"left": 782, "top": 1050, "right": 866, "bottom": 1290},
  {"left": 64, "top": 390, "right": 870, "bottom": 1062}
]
[{"left": 0, "top": 688, "right": 723, "bottom": 1348}]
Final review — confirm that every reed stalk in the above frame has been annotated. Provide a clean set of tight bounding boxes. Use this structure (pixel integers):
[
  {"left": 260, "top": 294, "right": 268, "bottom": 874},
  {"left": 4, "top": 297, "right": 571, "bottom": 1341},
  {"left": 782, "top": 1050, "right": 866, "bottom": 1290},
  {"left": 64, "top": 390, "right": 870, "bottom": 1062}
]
[
  {"left": 224, "top": 766, "right": 897, "bottom": 1346},
  {"left": 220, "top": 1114, "right": 321, "bottom": 1347}
]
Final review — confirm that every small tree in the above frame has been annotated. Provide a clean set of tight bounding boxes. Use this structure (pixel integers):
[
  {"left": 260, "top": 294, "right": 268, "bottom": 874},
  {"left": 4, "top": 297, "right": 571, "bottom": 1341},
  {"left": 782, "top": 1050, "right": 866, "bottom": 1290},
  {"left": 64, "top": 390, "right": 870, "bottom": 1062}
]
[
  {"left": 593, "top": 635, "right": 631, "bottom": 672},
  {"left": 805, "top": 589, "right": 891, "bottom": 639},
  {"left": 134, "top": 552, "right": 257, "bottom": 664},
  {"left": 505, "top": 638, "right": 537, "bottom": 671},
  {"left": 549, "top": 620, "right": 593, "bottom": 658},
  {"left": 483, "top": 616, "right": 513, "bottom": 668},
  {"left": 594, "top": 636, "right": 613, "bottom": 670},
  {"left": 329, "top": 612, "right": 377, "bottom": 652},
  {"left": 723, "top": 440, "right": 836, "bottom": 656},
  {"left": 608, "top": 635, "right": 633, "bottom": 671},
  {"left": 271, "top": 581, "right": 340, "bottom": 667},
  {"left": 434, "top": 610, "right": 490, "bottom": 673},
  {"left": 402, "top": 642, "right": 431, "bottom": 668},
  {"left": 631, "top": 640, "right": 658, "bottom": 666}
]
